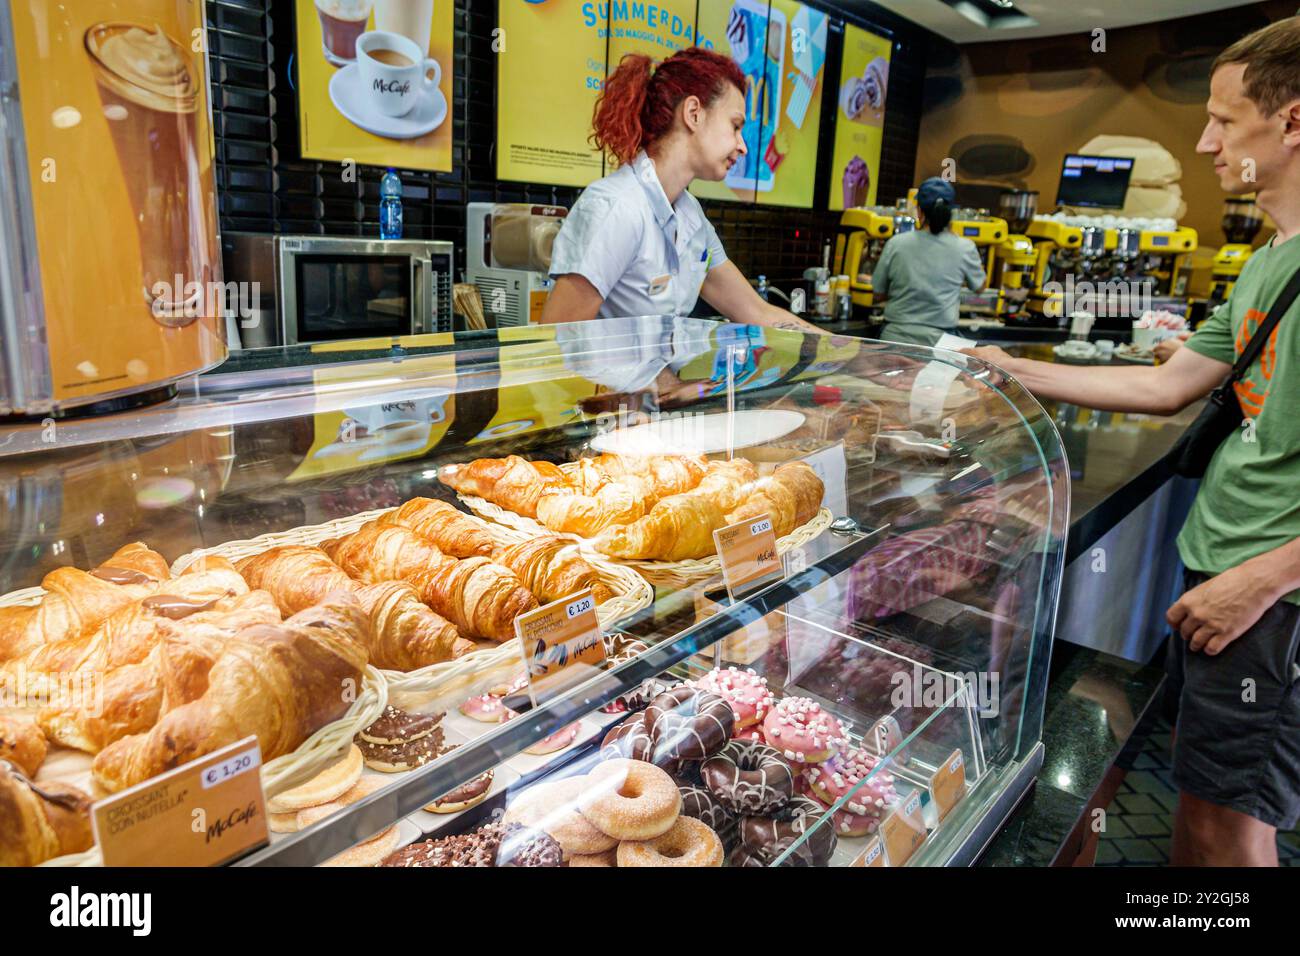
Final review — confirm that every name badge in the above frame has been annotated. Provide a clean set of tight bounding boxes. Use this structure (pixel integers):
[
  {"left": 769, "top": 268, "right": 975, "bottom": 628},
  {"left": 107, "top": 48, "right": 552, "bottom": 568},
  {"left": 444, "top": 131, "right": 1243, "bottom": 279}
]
[{"left": 647, "top": 274, "right": 672, "bottom": 296}]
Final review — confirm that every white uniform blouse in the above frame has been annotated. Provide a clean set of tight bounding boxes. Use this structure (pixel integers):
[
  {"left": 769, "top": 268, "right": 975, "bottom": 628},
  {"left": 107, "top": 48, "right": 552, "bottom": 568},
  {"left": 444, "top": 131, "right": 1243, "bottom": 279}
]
[{"left": 548, "top": 151, "right": 728, "bottom": 318}]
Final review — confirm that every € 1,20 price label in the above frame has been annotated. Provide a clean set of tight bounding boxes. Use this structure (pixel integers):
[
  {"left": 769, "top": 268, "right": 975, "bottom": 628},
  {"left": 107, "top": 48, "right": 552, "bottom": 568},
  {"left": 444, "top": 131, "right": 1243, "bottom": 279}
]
[
  {"left": 879, "top": 789, "right": 926, "bottom": 867},
  {"left": 928, "top": 749, "right": 967, "bottom": 823},
  {"left": 92, "top": 736, "right": 268, "bottom": 867},
  {"left": 513, "top": 588, "right": 606, "bottom": 705},
  {"left": 713, "top": 513, "right": 783, "bottom": 600}
]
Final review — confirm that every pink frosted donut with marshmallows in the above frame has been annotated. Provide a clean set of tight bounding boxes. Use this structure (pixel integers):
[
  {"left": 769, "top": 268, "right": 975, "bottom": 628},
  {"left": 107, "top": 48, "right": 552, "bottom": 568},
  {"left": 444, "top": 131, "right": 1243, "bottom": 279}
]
[
  {"left": 803, "top": 748, "right": 898, "bottom": 836},
  {"left": 732, "top": 722, "right": 766, "bottom": 744},
  {"left": 694, "top": 667, "right": 774, "bottom": 730},
  {"left": 761, "top": 697, "right": 847, "bottom": 764},
  {"left": 460, "top": 693, "right": 517, "bottom": 723}
]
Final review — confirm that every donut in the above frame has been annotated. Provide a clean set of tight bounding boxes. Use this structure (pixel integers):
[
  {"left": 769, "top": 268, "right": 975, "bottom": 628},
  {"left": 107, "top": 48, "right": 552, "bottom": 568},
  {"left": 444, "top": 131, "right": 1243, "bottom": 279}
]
[
  {"left": 425, "top": 764, "right": 494, "bottom": 813},
  {"left": 739, "top": 795, "right": 837, "bottom": 866},
  {"left": 678, "top": 784, "right": 734, "bottom": 833},
  {"left": 524, "top": 720, "right": 580, "bottom": 755},
  {"left": 503, "top": 776, "right": 617, "bottom": 856},
  {"left": 488, "top": 671, "right": 529, "bottom": 699},
  {"left": 358, "top": 706, "right": 443, "bottom": 745},
  {"left": 694, "top": 667, "right": 774, "bottom": 729},
  {"left": 579, "top": 758, "right": 681, "bottom": 841},
  {"left": 617, "top": 815, "right": 723, "bottom": 867},
  {"left": 645, "top": 686, "right": 734, "bottom": 763},
  {"left": 356, "top": 730, "right": 449, "bottom": 772},
  {"left": 380, "top": 822, "right": 563, "bottom": 867},
  {"left": 701, "top": 740, "right": 795, "bottom": 816},
  {"left": 567, "top": 847, "right": 619, "bottom": 867},
  {"left": 803, "top": 748, "right": 898, "bottom": 836},
  {"left": 600, "top": 715, "right": 656, "bottom": 762},
  {"left": 601, "top": 676, "right": 679, "bottom": 715},
  {"left": 674, "top": 760, "right": 704, "bottom": 788},
  {"left": 728, "top": 843, "right": 769, "bottom": 868},
  {"left": 460, "top": 693, "right": 516, "bottom": 723},
  {"left": 732, "top": 723, "right": 767, "bottom": 744},
  {"left": 761, "top": 697, "right": 847, "bottom": 764}
]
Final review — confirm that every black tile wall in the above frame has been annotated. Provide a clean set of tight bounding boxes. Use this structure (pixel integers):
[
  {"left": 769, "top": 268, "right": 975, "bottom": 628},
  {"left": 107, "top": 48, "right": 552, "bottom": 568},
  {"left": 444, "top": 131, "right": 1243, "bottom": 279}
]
[{"left": 208, "top": 0, "right": 930, "bottom": 293}]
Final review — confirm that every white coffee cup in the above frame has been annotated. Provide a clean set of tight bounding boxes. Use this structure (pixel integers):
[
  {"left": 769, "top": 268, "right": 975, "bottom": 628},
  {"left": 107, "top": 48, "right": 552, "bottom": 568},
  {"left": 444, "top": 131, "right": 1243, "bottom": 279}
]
[{"left": 356, "top": 30, "right": 440, "bottom": 118}]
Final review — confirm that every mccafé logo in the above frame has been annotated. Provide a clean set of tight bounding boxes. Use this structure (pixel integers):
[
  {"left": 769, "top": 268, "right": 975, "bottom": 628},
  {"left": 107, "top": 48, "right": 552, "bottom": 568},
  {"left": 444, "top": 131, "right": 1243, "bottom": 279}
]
[
  {"left": 374, "top": 78, "right": 412, "bottom": 97},
  {"left": 203, "top": 801, "right": 260, "bottom": 845}
]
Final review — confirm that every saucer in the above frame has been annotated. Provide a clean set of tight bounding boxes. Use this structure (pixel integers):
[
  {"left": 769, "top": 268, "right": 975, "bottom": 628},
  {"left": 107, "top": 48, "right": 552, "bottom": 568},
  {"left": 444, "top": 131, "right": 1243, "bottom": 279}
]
[{"left": 328, "top": 62, "right": 448, "bottom": 139}]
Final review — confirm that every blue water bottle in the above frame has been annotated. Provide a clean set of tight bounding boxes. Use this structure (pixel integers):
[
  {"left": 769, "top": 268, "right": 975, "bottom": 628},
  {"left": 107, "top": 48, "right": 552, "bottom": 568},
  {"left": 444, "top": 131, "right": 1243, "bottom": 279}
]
[{"left": 380, "top": 168, "right": 403, "bottom": 239}]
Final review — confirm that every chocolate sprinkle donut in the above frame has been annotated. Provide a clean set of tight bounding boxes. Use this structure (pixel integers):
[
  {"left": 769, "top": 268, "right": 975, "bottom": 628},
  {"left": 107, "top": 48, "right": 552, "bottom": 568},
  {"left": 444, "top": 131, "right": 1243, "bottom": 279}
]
[
  {"left": 379, "top": 822, "right": 562, "bottom": 867},
  {"left": 356, "top": 729, "right": 448, "bottom": 772},
  {"left": 646, "top": 686, "right": 734, "bottom": 763},
  {"left": 679, "top": 784, "right": 734, "bottom": 833},
  {"left": 358, "top": 706, "right": 444, "bottom": 745},
  {"left": 739, "top": 795, "right": 837, "bottom": 867},
  {"left": 702, "top": 740, "right": 795, "bottom": 815}
]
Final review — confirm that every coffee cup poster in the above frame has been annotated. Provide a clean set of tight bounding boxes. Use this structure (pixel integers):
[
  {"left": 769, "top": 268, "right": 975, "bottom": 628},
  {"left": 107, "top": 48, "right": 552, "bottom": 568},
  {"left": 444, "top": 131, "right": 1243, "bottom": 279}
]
[
  {"left": 3, "top": 1, "right": 226, "bottom": 406},
  {"left": 295, "top": 0, "right": 453, "bottom": 171},
  {"left": 828, "top": 23, "right": 892, "bottom": 211}
]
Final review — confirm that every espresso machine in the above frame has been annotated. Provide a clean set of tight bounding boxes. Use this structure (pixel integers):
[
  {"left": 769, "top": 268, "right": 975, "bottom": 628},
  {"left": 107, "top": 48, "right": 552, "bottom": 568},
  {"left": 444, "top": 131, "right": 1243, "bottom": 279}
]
[
  {"left": 1209, "top": 197, "right": 1264, "bottom": 306},
  {"left": 466, "top": 202, "right": 567, "bottom": 327},
  {"left": 832, "top": 205, "right": 905, "bottom": 308}
]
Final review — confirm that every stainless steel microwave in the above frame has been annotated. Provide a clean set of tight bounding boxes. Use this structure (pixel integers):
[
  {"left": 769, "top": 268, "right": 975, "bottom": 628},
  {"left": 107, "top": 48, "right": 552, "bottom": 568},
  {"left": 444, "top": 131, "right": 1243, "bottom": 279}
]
[{"left": 221, "top": 234, "right": 454, "bottom": 348}]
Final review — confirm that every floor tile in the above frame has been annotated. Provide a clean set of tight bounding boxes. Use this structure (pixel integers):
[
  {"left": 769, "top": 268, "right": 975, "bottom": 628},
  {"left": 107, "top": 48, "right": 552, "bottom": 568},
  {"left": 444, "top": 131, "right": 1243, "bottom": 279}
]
[
  {"left": 1095, "top": 841, "right": 1122, "bottom": 865},
  {"left": 1112, "top": 838, "right": 1165, "bottom": 864},
  {"left": 1116, "top": 794, "right": 1163, "bottom": 815},
  {"left": 1127, "top": 771, "right": 1166, "bottom": 794},
  {"left": 1126, "top": 814, "right": 1171, "bottom": 837}
]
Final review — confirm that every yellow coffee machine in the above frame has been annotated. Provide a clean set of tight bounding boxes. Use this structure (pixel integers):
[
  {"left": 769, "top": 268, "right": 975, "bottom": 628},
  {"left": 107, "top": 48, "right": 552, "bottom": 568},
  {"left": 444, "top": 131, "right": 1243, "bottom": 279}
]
[
  {"left": 832, "top": 206, "right": 901, "bottom": 308},
  {"left": 1209, "top": 197, "right": 1263, "bottom": 305}
]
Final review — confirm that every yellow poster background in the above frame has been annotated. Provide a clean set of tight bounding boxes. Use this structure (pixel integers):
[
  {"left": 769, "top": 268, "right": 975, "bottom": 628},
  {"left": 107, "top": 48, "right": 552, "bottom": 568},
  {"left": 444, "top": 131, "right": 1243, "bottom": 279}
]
[
  {"left": 10, "top": 1, "right": 226, "bottom": 405},
  {"left": 828, "top": 23, "right": 892, "bottom": 211},
  {"left": 295, "top": 0, "right": 453, "bottom": 171}
]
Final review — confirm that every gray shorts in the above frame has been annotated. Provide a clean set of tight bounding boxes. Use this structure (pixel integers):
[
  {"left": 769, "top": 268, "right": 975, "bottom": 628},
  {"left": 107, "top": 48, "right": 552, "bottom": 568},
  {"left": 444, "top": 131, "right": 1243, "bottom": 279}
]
[{"left": 1166, "top": 571, "right": 1300, "bottom": 828}]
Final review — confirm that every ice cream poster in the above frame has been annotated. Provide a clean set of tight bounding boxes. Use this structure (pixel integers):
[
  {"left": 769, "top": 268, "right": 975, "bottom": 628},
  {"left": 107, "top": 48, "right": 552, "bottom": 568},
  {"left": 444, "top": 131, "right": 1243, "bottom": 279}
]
[
  {"left": 693, "top": 0, "right": 827, "bottom": 208},
  {"left": 295, "top": 0, "right": 453, "bottom": 171},
  {"left": 829, "top": 23, "right": 892, "bottom": 211}
]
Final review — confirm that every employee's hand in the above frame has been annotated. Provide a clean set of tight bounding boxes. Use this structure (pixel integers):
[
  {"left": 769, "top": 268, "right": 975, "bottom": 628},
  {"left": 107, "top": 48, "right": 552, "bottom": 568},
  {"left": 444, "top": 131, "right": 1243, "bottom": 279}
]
[
  {"left": 960, "top": 345, "right": 1015, "bottom": 368},
  {"left": 1166, "top": 563, "right": 1277, "bottom": 655},
  {"left": 1153, "top": 332, "right": 1191, "bottom": 364}
]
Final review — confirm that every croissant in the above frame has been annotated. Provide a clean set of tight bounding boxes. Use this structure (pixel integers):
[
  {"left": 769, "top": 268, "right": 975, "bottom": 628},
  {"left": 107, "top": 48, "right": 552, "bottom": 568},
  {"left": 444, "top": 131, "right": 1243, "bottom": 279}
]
[
  {"left": 438, "top": 456, "right": 571, "bottom": 518},
  {"left": 180, "top": 554, "right": 240, "bottom": 575},
  {"left": 0, "top": 760, "right": 94, "bottom": 867},
  {"left": 726, "top": 461, "right": 824, "bottom": 537},
  {"left": 235, "top": 546, "right": 357, "bottom": 616},
  {"left": 0, "top": 566, "right": 252, "bottom": 696},
  {"left": 377, "top": 498, "right": 494, "bottom": 558},
  {"left": 414, "top": 557, "right": 538, "bottom": 642},
  {"left": 353, "top": 581, "right": 472, "bottom": 670},
  {"left": 0, "top": 542, "right": 170, "bottom": 663},
  {"left": 493, "top": 537, "right": 614, "bottom": 606},
  {"left": 91, "top": 591, "right": 370, "bottom": 794},
  {"left": 534, "top": 481, "right": 649, "bottom": 536},
  {"left": 0, "top": 715, "right": 47, "bottom": 777},
  {"left": 321, "top": 521, "right": 451, "bottom": 586},
  {"left": 584, "top": 453, "right": 708, "bottom": 498},
  {"left": 692, "top": 458, "right": 759, "bottom": 513},
  {"left": 592, "top": 492, "right": 724, "bottom": 561},
  {"left": 35, "top": 590, "right": 282, "bottom": 754}
]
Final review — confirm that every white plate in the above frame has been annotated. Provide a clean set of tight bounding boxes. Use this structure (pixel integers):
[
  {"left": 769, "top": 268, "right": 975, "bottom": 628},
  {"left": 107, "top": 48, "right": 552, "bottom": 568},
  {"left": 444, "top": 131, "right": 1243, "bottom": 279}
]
[
  {"left": 591, "top": 409, "right": 806, "bottom": 456},
  {"left": 328, "top": 62, "right": 448, "bottom": 140}
]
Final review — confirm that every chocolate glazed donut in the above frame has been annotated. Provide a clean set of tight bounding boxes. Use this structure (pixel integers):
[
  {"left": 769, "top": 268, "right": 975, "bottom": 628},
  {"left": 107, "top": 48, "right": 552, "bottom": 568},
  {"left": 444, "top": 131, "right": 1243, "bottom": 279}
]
[
  {"left": 599, "top": 714, "right": 656, "bottom": 762},
  {"left": 739, "top": 795, "right": 837, "bottom": 866},
  {"left": 645, "top": 686, "right": 735, "bottom": 763},
  {"left": 702, "top": 740, "right": 794, "bottom": 816}
]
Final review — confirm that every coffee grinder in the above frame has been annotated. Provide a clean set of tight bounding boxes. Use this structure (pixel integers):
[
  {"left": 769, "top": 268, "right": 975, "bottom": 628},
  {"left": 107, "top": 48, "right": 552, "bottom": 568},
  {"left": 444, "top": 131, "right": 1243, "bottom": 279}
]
[{"left": 1209, "top": 198, "right": 1264, "bottom": 306}]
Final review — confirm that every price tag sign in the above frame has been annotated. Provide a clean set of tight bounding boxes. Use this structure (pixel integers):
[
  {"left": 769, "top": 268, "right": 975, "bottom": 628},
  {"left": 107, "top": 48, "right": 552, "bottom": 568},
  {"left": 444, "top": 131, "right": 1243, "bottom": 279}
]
[
  {"left": 92, "top": 737, "right": 268, "bottom": 867},
  {"left": 714, "top": 513, "right": 783, "bottom": 600},
  {"left": 879, "top": 790, "right": 926, "bottom": 867},
  {"left": 928, "top": 749, "right": 967, "bottom": 823},
  {"left": 851, "top": 836, "right": 885, "bottom": 868},
  {"left": 514, "top": 588, "right": 606, "bottom": 706}
]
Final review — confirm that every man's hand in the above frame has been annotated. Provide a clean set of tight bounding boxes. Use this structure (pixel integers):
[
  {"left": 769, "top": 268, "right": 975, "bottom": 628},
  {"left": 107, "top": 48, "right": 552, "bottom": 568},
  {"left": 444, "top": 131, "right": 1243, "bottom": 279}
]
[
  {"left": 1154, "top": 332, "right": 1191, "bottom": 364},
  {"left": 1166, "top": 563, "right": 1280, "bottom": 654},
  {"left": 961, "top": 345, "right": 1016, "bottom": 368}
]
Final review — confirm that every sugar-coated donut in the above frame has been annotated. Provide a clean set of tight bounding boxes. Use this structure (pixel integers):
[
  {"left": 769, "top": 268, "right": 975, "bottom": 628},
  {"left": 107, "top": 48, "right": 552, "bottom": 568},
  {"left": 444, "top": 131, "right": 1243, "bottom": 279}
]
[
  {"left": 701, "top": 740, "right": 795, "bottom": 816},
  {"left": 803, "top": 747, "right": 898, "bottom": 836},
  {"left": 695, "top": 667, "right": 774, "bottom": 729},
  {"left": 678, "top": 784, "right": 735, "bottom": 833},
  {"left": 761, "top": 696, "right": 847, "bottom": 764},
  {"left": 568, "top": 847, "right": 619, "bottom": 867},
  {"left": 617, "top": 815, "right": 723, "bottom": 868},
  {"left": 580, "top": 758, "right": 681, "bottom": 841},
  {"left": 503, "top": 776, "right": 618, "bottom": 856},
  {"left": 645, "top": 686, "right": 734, "bottom": 762},
  {"left": 739, "top": 795, "right": 837, "bottom": 866}
]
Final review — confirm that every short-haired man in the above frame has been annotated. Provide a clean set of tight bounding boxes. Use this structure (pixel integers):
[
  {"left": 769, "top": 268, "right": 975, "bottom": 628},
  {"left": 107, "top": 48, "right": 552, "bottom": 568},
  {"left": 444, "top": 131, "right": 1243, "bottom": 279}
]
[{"left": 967, "top": 18, "right": 1300, "bottom": 866}]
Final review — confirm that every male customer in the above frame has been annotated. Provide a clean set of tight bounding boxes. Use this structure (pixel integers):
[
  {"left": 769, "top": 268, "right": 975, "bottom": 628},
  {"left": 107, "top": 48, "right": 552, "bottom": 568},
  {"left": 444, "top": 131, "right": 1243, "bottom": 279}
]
[{"left": 967, "top": 19, "right": 1300, "bottom": 866}]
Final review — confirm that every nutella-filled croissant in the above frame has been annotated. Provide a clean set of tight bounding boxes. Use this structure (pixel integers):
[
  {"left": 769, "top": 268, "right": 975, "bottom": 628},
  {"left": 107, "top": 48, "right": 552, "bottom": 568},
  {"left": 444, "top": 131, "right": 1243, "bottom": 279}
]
[
  {"left": 493, "top": 537, "right": 614, "bottom": 606},
  {"left": 236, "top": 545, "right": 357, "bottom": 616},
  {"left": 353, "top": 581, "right": 472, "bottom": 670},
  {"left": 0, "top": 760, "right": 94, "bottom": 867},
  {"left": 321, "top": 521, "right": 451, "bottom": 585}
]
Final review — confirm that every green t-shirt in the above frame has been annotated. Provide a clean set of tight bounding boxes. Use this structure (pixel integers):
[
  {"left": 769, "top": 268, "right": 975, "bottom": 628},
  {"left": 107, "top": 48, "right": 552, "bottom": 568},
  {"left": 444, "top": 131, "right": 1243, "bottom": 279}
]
[{"left": 1179, "top": 233, "right": 1300, "bottom": 604}]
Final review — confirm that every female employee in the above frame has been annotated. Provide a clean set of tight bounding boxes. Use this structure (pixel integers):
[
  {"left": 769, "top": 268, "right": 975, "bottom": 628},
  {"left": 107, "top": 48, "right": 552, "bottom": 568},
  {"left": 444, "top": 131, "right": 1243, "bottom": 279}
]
[
  {"left": 871, "top": 177, "right": 988, "bottom": 346},
  {"left": 540, "top": 48, "right": 820, "bottom": 334}
]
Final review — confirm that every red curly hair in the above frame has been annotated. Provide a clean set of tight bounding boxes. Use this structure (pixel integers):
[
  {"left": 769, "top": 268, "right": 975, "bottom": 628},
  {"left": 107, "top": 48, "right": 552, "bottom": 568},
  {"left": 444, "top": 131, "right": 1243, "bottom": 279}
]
[{"left": 591, "top": 47, "right": 747, "bottom": 166}]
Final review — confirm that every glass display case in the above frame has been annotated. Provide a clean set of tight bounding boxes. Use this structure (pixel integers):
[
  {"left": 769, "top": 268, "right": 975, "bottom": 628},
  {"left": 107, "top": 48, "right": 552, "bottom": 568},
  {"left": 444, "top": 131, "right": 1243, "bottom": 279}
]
[{"left": 0, "top": 316, "right": 1067, "bottom": 867}]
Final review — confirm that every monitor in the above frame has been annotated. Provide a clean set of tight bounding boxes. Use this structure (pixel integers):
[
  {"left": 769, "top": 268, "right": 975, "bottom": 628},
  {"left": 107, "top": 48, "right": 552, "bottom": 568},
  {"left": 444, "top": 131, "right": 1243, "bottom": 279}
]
[{"left": 1056, "top": 154, "right": 1134, "bottom": 209}]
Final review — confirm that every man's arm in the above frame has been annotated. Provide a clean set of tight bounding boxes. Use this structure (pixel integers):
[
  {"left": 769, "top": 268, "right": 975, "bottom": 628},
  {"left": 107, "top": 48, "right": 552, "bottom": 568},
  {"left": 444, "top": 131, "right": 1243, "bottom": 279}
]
[
  {"left": 538, "top": 274, "right": 603, "bottom": 324},
  {"left": 962, "top": 342, "right": 1230, "bottom": 416},
  {"left": 700, "top": 260, "right": 825, "bottom": 334},
  {"left": 1169, "top": 536, "right": 1300, "bottom": 654}
]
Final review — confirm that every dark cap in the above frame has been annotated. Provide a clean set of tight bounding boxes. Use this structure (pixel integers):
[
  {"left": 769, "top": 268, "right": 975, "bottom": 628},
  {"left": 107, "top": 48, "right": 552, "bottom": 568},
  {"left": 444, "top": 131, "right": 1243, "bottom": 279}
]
[{"left": 916, "top": 177, "right": 956, "bottom": 212}]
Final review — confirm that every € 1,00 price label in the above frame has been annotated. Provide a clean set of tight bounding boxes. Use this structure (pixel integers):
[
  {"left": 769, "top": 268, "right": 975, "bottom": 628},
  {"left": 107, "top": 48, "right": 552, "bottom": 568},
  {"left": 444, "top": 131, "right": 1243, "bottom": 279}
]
[
  {"left": 92, "top": 736, "right": 268, "bottom": 867},
  {"left": 514, "top": 588, "right": 606, "bottom": 705},
  {"left": 713, "top": 514, "right": 783, "bottom": 600}
]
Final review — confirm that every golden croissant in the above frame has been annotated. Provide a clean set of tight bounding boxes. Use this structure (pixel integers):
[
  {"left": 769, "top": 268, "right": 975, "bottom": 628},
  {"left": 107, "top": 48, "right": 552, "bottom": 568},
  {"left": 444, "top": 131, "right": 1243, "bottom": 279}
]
[
  {"left": 726, "top": 461, "right": 824, "bottom": 537},
  {"left": 353, "top": 581, "right": 472, "bottom": 670},
  {"left": 583, "top": 453, "right": 708, "bottom": 499},
  {"left": 377, "top": 498, "right": 494, "bottom": 558},
  {"left": 0, "top": 760, "right": 94, "bottom": 867},
  {"left": 592, "top": 492, "right": 724, "bottom": 561},
  {"left": 493, "top": 537, "right": 614, "bottom": 607},
  {"left": 235, "top": 545, "right": 356, "bottom": 616},
  {"left": 320, "top": 520, "right": 451, "bottom": 585},
  {"left": 438, "top": 456, "right": 571, "bottom": 518},
  {"left": 414, "top": 557, "right": 538, "bottom": 642},
  {"left": 691, "top": 458, "right": 759, "bottom": 513},
  {"left": 534, "top": 481, "right": 649, "bottom": 537},
  {"left": 91, "top": 591, "right": 370, "bottom": 794},
  {"left": 0, "top": 715, "right": 47, "bottom": 778},
  {"left": 0, "top": 542, "right": 170, "bottom": 663}
]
